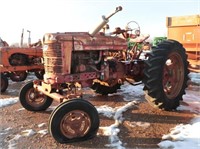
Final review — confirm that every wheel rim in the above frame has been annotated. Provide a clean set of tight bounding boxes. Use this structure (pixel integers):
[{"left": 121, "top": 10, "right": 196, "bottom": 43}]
[
  {"left": 163, "top": 52, "right": 184, "bottom": 99},
  {"left": 25, "top": 88, "right": 47, "bottom": 107},
  {"left": 60, "top": 110, "right": 91, "bottom": 139}
]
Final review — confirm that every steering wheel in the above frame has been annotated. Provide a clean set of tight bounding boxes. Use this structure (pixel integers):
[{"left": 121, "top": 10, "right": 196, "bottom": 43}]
[{"left": 125, "top": 21, "right": 141, "bottom": 37}]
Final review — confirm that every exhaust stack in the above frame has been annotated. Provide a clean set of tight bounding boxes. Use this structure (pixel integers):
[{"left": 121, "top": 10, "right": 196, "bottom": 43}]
[{"left": 89, "top": 6, "right": 122, "bottom": 37}]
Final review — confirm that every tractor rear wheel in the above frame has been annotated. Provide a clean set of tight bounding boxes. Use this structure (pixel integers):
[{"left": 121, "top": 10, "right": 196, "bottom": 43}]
[
  {"left": 19, "top": 81, "right": 53, "bottom": 111},
  {"left": 1, "top": 74, "right": 8, "bottom": 92},
  {"left": 143, "top": 39, "right": 189, "bottom": 110},
  {"left": 49, "top": 99, "right": 99, "bottom": 143}
]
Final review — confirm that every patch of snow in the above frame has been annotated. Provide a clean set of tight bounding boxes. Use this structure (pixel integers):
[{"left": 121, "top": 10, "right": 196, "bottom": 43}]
[
  {"left": 17, "top": 108, "right": 25, "bottom": 111},
  {"left": 0, "top": 127, "right": 12, "bottom": 135},
  {"left": 38, "top": 123, "right": 46, "bottom": 128},
  {"left": 189, "top": 72, "right": 200, "bottom": 84},
  {"left": 96, "top": 105, "right": 115, "bottom": 118},
  {"left": 21, "top": 129, "right": 36, "bottom": 137},
  {"left": 178, "top": 90, "right": 200, "bottom": 113},
  {"left": 37, "top": 129, "right": 48, "bottom": 137},
  {"left": 119, "top": 82, "right": 144, "bottom": 97},
  {"left": 125, "top": 121, "right": 150, "bottom": 129},
  {"left": 158, "top": 119, "right": 200, "bottom": 149},
  {"left": 97, "top": 101, "right": 138, "bottom": 149},
  {"left": 7, "top": 134, "right": 21, "bottom": 149},
  {"left": 5, "top": 127, "right": 12, "bottom": 131},
  {"left": 0, "top": 97, "right": 18, "bottom": 108}
]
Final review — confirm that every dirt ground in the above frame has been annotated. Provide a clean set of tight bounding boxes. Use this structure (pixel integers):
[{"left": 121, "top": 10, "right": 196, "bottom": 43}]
[{"left": 0, "top": 76, "right": 198, "bottom": 149}]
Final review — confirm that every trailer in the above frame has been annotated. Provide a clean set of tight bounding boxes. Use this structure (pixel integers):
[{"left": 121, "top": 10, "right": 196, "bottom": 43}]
[{"left": 166, "top": 14, "right": 200, "bottom": 72}]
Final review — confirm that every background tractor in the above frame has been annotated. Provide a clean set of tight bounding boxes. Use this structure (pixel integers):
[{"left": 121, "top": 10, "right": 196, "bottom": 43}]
[
  {"left": 19, "top": 6, "right": 189, "bottom": 143},
  {"left": 0, "top": 40, "right": 44, "bottom": 92}
]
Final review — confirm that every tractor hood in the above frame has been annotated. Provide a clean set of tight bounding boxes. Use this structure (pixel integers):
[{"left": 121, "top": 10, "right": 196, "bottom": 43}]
[{"left": 43, "top": 32, "right": 127, "bottom": 51}]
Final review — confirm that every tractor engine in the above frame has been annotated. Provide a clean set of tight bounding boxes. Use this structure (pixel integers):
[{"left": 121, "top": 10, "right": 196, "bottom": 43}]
[{"left": 71, "top": 51, "right": 100, "bottom": 73}]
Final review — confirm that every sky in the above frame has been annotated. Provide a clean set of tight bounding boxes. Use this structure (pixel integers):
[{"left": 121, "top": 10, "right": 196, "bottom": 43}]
[
  {"left": 0, "top": 0, "right": 199, "bottom": 44},
  {"left": 0, "top": 72, "right": 200, "bottom": 148}
]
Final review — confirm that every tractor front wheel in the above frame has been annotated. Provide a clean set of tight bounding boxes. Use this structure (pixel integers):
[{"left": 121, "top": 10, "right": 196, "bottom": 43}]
[
  {"left": 48, "top": 99, "right": 99, "bottom": 143},
  {"left": 143, "top": 39, "right": 189, "bottom": 110},
  {"left": 19, "top": 81, "right": 53, "bottom": 111}
]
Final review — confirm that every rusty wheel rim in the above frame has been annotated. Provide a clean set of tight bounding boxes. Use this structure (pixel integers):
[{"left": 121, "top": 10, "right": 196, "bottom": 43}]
[
  {"left": 60, "top": 110, "right": 91, "bottom": 139},
  {"left": 163, "top": 52, "right": 184, "bottom": 99},
  {"left": 25, "top": 88, "right": 46, "bottom": 107}
]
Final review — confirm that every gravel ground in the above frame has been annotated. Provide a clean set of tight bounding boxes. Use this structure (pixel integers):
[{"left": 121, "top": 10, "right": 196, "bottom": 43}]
[{"left": 0, "top": 77, "right": 197, "bottom": 149}]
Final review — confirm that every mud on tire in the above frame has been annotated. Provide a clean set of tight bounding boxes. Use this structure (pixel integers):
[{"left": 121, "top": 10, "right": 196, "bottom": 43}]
[{"left": 143, "top": 39, "right": 189, "bottom": 110}]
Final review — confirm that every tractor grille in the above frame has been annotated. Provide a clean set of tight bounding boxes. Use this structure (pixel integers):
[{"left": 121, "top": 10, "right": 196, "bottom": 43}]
[{"left": 43, "top": 43, "right": 63, "bottom": 74}]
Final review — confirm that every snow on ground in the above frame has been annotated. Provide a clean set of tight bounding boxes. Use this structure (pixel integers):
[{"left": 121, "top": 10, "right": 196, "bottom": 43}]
[
  {"left": 158, "top": 116, "right": 200, "bottom": 149},
  {"left": 0, "top": 73, "right": 200, "bottom": 148},
  {"left": 97, "top": 101, "right": 139, "bottom": 149},
  {"left": 109, "top": 82, "right": 144, "bottom": 101},
  {"left": 0, "top": 97, "right": 18, "bottom": 108},
  {"left": 178, "top": 90, "right": 200, "bottom": 113},
  {"left": 189, "top": 72, "right": 200, "bottom": 84},
  {"left": 4, "top": 126, "right": 48, "bottom": 148}
]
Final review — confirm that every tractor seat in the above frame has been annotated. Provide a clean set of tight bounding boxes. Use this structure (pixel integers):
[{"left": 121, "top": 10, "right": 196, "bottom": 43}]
[{"left": 129, "top": 34, "right": 150, "bottom": 43}]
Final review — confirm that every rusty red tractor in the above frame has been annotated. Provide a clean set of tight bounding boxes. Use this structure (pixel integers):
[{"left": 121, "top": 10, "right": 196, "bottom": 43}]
[
  {"left": 0, "top": 47, "right": 44, "bottom": 92},
  {"left": 19, "top": 6, "right": 189, "bottom": 143},
  {"left": 0, "top": 45, "right": 44, "bottom": 92}
]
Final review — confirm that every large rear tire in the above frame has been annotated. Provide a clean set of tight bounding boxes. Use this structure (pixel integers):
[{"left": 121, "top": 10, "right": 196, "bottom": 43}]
[
  {"left": 19, "top": 81, "right": 53, "bottom": 111},
  {"left": 49, "top": 99, "right": 99, "bottom": 143},
  {"left": 1, "top": 74, "right": 8, "bottom": 92},
  {"left": 143, "top": 39, "right": 189, "bottom": 110}
]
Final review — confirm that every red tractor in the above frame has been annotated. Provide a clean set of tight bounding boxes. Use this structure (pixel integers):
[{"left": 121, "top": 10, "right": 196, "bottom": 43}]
[
  {"left": 0, "top": 44, "right": 44, "bottom": 92},
  {"left": 19, "top": 6, "right": 189, "bottom": 143}
]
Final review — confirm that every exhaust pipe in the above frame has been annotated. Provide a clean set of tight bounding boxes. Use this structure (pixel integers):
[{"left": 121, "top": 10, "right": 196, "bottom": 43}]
[
  {"left": 27, "top": 30, "right": 31, "bottom": 45},
  {"left": 89, "top": 6, "right": 122, "bottom": 37},
  {"left": 20, "top": 28, "right": 24, "bottom": 47}
]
